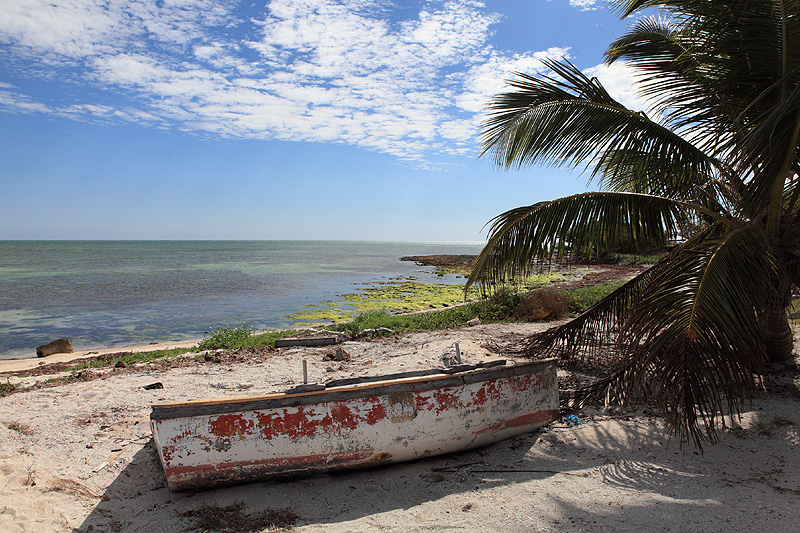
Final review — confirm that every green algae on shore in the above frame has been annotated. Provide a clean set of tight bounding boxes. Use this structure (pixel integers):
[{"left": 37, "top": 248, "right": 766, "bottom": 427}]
[{"left": 287, "top": 270, "right": 575, "bottom": 325}]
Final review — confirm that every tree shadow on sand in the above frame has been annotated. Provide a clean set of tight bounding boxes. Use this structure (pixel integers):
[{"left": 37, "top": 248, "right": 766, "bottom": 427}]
[{"left": 76, "top": 404, "right": 800, "bottom": 531}]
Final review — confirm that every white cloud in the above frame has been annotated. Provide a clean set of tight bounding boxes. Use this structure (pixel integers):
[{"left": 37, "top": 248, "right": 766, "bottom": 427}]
[
  {"left": 458, "top": 47, "right": 571, "bottom": 114},
  {"left": 0, "top": 0, "right": 574, "bottom": 163},
  {"left": 584, "top": 61, "right": 652, "bottom": 112},
  {"left": 0, "top": 83, "right": 51, "bottom": 114},
  {"left": 568, "top": 0, "right": 600, "bottom": 11},
  {"left": 0, "top": 0, "right": 239, "bottom": 60}
]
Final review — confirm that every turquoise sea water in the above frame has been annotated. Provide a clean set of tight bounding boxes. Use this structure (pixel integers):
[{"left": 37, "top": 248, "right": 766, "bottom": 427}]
[{"left": 0, "top": 241, "right": 482, "bottom": 360}]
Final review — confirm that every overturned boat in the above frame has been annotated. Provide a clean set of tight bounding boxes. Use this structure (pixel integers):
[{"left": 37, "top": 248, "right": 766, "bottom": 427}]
[{"left": 150, "top": 357, "right": 558, "bottom": 491}]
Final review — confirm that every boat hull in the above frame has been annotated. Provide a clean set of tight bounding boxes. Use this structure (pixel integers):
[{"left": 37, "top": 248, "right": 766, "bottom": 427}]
[{"left": 150, "top": 359, "right": 558, "bottom": 491}]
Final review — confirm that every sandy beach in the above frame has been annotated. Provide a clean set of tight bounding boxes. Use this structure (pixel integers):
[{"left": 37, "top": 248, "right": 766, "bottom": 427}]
[{"left": 1, "top": 322, "right": 798, "bottom": 532}]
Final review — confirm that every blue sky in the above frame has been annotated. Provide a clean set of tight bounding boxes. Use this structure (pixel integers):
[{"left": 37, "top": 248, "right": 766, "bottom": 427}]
[{"left": 0, "top": 0, "right": 649, "bottom": 241}]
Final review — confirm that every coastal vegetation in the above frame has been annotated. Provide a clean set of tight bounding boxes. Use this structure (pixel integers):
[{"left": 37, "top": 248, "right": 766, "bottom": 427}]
[
  {"left": 287, "top": 271, "right": 571, "bottom": 325},
  {"left": 73, "top": 347, "right": 193, "bottom": 369},
  {"left": 189, "top": 278, "right": 623, "bottom": 345},
  {"left": 0, "top": 277, "right": 626, "bottom": 395},
  {"left": 192, "top": 278, "right": 626, "bottom": 347},
  {"left": 470, "top": 0, "right": 800, "bottom": 446},
  {"left": 0, "top": 380, "right": 16, "bottom": 397},
  {"left": 197, "top": 323, "right": 255, "bottom": 351}
]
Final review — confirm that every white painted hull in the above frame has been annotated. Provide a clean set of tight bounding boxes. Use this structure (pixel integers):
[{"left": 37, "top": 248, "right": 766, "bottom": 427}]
[{"left": 150, "top": 359, "right": 558, "bottom": 491}]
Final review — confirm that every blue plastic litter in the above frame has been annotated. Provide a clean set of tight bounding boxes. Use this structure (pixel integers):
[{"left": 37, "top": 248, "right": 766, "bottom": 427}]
[{"left": 564, "top": 414, "right": 581, "bottom": 426}]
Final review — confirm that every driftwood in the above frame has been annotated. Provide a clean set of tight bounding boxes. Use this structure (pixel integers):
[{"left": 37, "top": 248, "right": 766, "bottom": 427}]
[
  {"left": 301, "top": 328, "right": 349, "bottom": 340},
  {"left": 275, "top": 337, "right": 338, "bottom": 348},
  {"left": 274, "top": 328, "right": 349, "bottom": 347},
  {"left": 354, "top": 327, "right": 395, "bottom": 338}
]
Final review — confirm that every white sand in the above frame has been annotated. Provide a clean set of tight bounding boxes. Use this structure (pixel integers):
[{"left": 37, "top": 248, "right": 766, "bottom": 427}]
[
  {"left": 1, "top": 323, "right": 798, "bottom": 532},
  {"left": 0, "top": 340, "right": 201, "bottom": 374}
]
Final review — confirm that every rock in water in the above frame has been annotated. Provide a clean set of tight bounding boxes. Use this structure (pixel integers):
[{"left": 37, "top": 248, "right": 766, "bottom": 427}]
[{"left": 36, "top": 338, "right": 73, "bottom": 358}]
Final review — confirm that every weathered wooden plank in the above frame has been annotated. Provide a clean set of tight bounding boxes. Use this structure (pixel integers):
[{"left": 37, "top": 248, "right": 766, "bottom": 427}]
[
  {"left": 150, "top": 359, "right": 555, "bottom": 420},
  {"left": 274, "top": 337, "right": 338, "bottom": 347}
]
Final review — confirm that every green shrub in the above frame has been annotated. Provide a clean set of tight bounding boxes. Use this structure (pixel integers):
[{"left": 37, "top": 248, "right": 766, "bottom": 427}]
[
  {"left": 242, "top": 330, "right": 297, "bottom": 348},
  {"left": 111, "top": 348, "right": 191, "bottom": 365},
  {"left": 612, "top": 253, "right": 663, "bottom": 265},
  {"left": 474, "top": 290, "right": 523, "bottom": 322},
  {"left": 562, "top": 280, "right": 626, "bottom": 314},
  {"left": 331, "top": 308, "right": 469, "bottom": 337},
  {"left": 198, "top": 323, "right": 254, "bottom": 351},
  {"left": 331, "top": 292, "right": 528, "bottom": 337},
  {"left": 196, "top": 326, "right": 298, "bottom": 351}
]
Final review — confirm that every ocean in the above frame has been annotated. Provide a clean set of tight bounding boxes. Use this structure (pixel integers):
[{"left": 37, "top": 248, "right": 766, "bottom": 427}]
[{"left": 0, "top": 240, "right": 483, "bottom": 360}]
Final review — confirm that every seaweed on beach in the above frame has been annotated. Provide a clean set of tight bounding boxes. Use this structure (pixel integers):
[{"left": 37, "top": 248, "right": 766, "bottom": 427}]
[
  {"left": 3, "top": 419, "right": 34, "bottom": 435},
  {"left": 180, "top": 501, "right": 298, "bottom": 532},
  {"left": 0, "top": 380, "right": 17, "bottom": 397}
]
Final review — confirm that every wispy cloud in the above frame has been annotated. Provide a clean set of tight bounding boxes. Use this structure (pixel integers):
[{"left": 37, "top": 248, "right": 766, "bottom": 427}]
[
  {"left": 1, "top": 1, "right": 642, "bottom": 165},
  {"left": 568, "top": 0, "right": 601, "bottom": 11},
  {"left": 0, "top": 83, "right": 51, "bottom": 114},
  {"left": 0, "top": 0, "right": 578, "bottom": 163}
]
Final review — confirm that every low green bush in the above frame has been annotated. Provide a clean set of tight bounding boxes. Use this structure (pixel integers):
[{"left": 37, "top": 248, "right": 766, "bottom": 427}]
[
  {"left": 197, "top": 323, "right": 254, "bottom": 351},
  {"left": 612, "top": 253, "right": 663, "bottom": 265},
  {"left": 243, "top": 330, "right": 296, "bottom": 348},
  {"left": 69, "top": 347, "right": 193, "bottom": 371},
  {"left": 196, "top": 324, "right": 297, "bottom": 351},
  {"left": 562, "top": 280, "right": 626, "bottom": 314},
  {"left": 330, "top": 291, "right": 530, "bottom": 337},
  {"left": 474, "top": 290, "right": 523, "bottom": 322},
  {"left": 331, "top": 309, "right": 462, "bottom": 337}
]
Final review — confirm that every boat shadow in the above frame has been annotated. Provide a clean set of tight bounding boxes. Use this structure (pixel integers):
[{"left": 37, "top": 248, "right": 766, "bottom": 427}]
[
  {"left": 76, "top": 413, "right": 762, "bottom": 532},
  {"left": 76, "top": 429, "right": 576, "bottom": 531},
  {"left": 76, "top": 405, "right": 800, "bottom": 531}
]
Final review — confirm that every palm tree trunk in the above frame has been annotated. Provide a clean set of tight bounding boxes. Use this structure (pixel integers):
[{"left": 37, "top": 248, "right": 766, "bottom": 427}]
[{"left": 759, "top": 299, "right": 795, "bottom": 363}]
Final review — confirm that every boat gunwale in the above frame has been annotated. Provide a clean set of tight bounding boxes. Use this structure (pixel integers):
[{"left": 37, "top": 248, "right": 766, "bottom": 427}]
[{"left": 150, "top": 358, "right": 557, "bottom": 421}]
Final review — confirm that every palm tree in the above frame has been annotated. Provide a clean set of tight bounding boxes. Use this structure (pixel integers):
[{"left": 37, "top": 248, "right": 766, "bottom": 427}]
[{"left": 467, "top": 0, "right": 800, "bottom": 446}]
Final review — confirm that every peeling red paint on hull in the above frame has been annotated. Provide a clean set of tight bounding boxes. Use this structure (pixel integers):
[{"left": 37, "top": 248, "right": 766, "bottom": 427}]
[{"left": 151, "top": 359, "right": 558, "bottom": 491}]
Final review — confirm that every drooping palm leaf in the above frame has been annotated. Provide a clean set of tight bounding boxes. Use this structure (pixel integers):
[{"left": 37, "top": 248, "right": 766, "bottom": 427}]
[
  {"left": 509, "top": 264, "right": 660, "bottom": 362},
  {"left": 608, "top": 0, "right": 800, "bottom": 220},
  {"left": 482, "top": 60, "right": 718, "bottom": 200},
  {"left": 466, "top": 191, "right": 689, "bottom": 291},
  {"left": 738, "top": 86, "right": 800, "bottom": 223},
  {"left": 569, "top": 224, "right": 780, "bottom": 446}
]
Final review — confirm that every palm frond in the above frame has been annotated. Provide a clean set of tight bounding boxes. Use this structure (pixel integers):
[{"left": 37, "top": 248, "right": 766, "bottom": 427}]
[
  {"left": 481, "top": 60, "right": 716, "bottom": 200},
  {"left": 607, "top": 1, "right": 800, "bottom": 163},
  {"left": 738, "top": 86, "right": 800, "bottom": 220},
  {"left": 568, "top": 223, "right": 780, "bottom": 447},
  {"left": 466, "top": 192, "right": 689, "bottom": 291},
  {"left": 511, "top": 264, "right": 660, "bottom": 361}
]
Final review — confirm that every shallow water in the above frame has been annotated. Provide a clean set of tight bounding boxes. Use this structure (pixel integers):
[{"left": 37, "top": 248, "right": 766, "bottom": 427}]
[{"left": 0, "top": 241, "right": 482, "bottom": 359}]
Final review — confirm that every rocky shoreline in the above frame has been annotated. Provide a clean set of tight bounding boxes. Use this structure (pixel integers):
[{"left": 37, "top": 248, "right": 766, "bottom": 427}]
[{"left": 400, "top": 254, "right": 478, "bottom": 271}]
